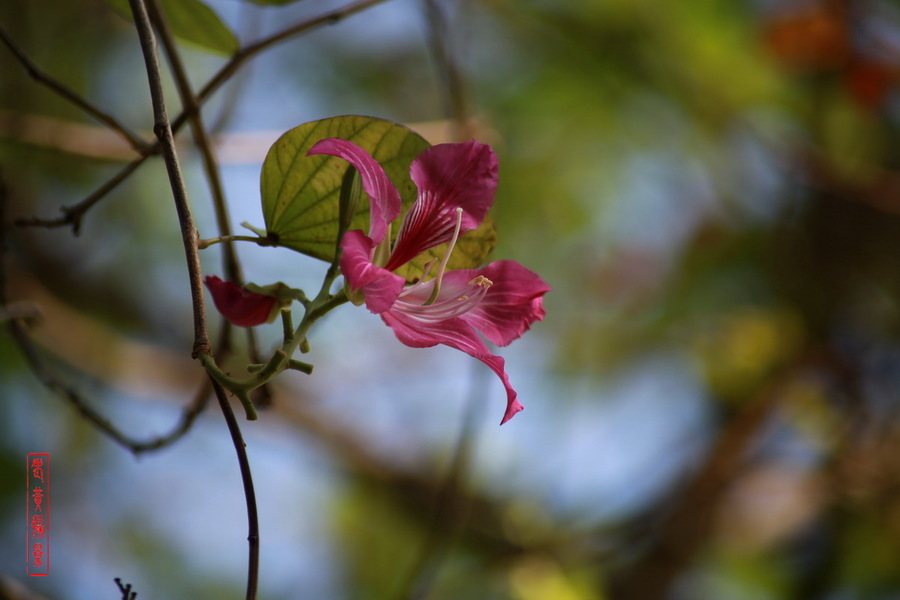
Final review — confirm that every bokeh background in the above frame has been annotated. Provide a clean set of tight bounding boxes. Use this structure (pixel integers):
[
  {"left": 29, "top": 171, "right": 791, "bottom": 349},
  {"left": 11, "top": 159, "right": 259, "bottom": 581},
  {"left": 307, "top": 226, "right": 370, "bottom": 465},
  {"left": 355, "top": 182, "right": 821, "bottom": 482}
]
[{"left": 4, "top": 0, "right": 900, "bottom": 598}]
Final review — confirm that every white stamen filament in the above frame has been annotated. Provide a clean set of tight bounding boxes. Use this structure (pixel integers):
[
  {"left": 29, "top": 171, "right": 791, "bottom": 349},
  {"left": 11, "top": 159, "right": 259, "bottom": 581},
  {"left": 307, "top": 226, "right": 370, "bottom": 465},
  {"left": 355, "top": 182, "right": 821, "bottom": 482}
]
[
  {"left": 396, "top": 276, "right": 492, "bottom": 321},
  {"left": 423, "top": 207, "right": 464, "bottom": 305}
]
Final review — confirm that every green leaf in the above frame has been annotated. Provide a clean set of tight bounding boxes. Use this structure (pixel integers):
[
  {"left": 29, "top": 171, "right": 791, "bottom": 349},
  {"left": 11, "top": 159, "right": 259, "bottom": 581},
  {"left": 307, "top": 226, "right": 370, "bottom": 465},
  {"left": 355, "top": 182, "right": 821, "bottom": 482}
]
[
  {"left": 261, "top": 115, "right": 430, "bottom": 263},
  {"left": 260, "top": 115, "right": 498, "bottom": 277},
  {"left": 105, "top": 0, "right": 238, "bottom": 57}
]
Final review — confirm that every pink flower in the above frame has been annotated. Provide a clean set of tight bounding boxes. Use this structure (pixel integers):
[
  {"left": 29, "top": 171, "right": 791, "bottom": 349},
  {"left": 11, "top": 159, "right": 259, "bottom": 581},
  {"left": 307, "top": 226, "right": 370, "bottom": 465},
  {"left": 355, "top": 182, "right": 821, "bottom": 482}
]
[
  {"left": 308, "top": 138, "right": 550, "bottom": 424},
  {"left": 205, "top": 275, "right": 279, "bottom": 327}
]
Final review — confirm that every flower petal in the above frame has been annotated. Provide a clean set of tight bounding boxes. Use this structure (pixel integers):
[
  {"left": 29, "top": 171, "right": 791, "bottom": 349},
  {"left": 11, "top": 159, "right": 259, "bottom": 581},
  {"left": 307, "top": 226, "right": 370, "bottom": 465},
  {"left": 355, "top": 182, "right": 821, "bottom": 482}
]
[
  {"left": 307, "top": 138, "right": 401, "bottom": 244},
  {"left": 340, "top": 230, "right": 406, "bottom": 314},
  {"left": 386, "top": 141, "right": 498, "bottom": 270},
  {"left": 381, "top": 309, "right": 524, "bottom": 424},
  {"left": 445, "top": 260, "right": 551, "bottom": 347},
  {"left": 204, "top": 275, "right": 278, "bottom": 327}
]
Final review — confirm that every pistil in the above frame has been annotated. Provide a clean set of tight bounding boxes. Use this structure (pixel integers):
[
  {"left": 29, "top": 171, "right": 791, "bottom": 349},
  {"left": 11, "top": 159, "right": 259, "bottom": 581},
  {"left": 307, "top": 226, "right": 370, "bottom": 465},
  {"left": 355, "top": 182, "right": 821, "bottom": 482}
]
[{"left": 424, "top": 207, "right": 464, "bottom": 305}]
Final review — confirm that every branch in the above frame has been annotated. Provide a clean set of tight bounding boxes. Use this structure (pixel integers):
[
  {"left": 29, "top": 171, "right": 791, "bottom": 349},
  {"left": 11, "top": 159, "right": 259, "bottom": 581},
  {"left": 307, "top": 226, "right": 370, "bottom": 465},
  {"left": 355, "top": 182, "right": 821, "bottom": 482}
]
[
  {"left": 171, "top": 0, "right": 393, "bottom": 131},
  {"left": 144, "top": 0, "right": 242, "bottom": 284},
  {"left": 0, "top": 25, "right": 151, "bottom": 154},
  {"left": 14, "top": 324, "right": 210, "bottom": 453},
  {"left": 128, "top": 2, "right": 258, "bottom": 598},
  {"left": 144, "top": 0, "right": 277, "bottom": 390},
  {"left": 608, "top": 357, "right": 810, "bottom": 600},
  {"left": 14, "top": 156, "right": 145, "bottom": 234},
  {"left": 0, "top": 175, "right": 209, "bottom": 455},
  {"left": 15, "top": 0, "right": 393, "bottom": 233},
  {"left": 127, "top": 0, "right": 209, "bottom": 358},
  {"left": 422, "top": 0, "right": 473, "bottom": 141},
  {"left": 210, "top": 376, "right": 260, "bottom": 600},
  {"left": 245, "top": 0, "right": 390, "bottom": 55},
  {"left": 114, "top": 578, "right": 137, "bottom": 600}
]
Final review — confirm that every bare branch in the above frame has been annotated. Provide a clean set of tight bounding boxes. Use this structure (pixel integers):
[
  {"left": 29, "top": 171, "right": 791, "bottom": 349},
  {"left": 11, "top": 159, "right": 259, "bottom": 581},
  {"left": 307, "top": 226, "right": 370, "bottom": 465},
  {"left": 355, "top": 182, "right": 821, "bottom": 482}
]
[
  {"left": 127, "top": 0, "right": 209, "bottom": 358},
  {"left": 211, "top": 376, "right": 261, "bottom": 600},
  {"left": 128, "top": 1, "right": 258, "bottom": 597},
  {"left": 0, "top": 175, "right": 209, "bottom": 455},
  {"left": 11, "top": 322, "right": 210, "bottom": 454},
  {"left": 422, "top": 0, "right": 473, "bottom": 141},
  {"left": 145, "top": 0, "right": 242, "bottom": 284},
  {"left": 0, "top": 25, "right": 151, "bottom": 154},
  {"left": 14, "top": 156, "right": 145, "bottom": 234},
  {"left": 114, "top": 578, "right": 137, "bottom": 600},
  {"left": 15, "top": 0, "right": 394, "bottom": 232},
  {"left": 174, "top": 0, "right": 393, "bottom": 133}
]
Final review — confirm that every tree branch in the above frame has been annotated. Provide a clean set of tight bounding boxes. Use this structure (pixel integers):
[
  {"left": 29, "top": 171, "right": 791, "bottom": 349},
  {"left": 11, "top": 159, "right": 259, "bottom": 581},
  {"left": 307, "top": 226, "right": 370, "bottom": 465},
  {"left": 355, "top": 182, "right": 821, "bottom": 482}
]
[
  {"left": 422, "top": 0, "right": 473, "bottom": 141},
  {"left": 14, "top": 156, "right": 145, "bottom": 234},
  {"left": 145, "top": 0, "right": 275, "bottom": 387},
  {"left": 211, "top": 376, "right": 260, "bottom": 600},
  {"left": 0, "top": 24, "right": 151, "bottom": 154},
  {"left": 144, "top": 0, "right": 242, "bottom": 285},
  {"left": 127, "top": 0, "right": 209, "bottom": 358},
  {"left": 128, "top": 2, "right": 258, "bottom": 598},
  {"left": 15, "top": 0, "right": 393, "bottom": 233},
  {"left": 0, "top": 174, "right": 209, "bottom": 455}
]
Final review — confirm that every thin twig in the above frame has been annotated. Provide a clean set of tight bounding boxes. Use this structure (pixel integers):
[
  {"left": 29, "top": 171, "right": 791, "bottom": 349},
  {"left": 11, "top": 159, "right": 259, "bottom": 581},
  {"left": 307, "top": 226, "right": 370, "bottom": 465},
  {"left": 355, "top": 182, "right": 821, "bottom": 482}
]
[
  {"left": 127, "top": 0, "right": 209, "bottom": 358},
  {"left": 171, "top": 0, "right": 392, "bottom": 132},
  {"left": 0, "top": 175, "right": 209, "bottom": 455},
  {"left": 15, "top": 0, "right": 393, "bottom": 233},
  {"left": 144, "top": 0, "right": 242, "bottom": 284},
  {"left": 0, "top": 25, "right": 151, "bottom": 154},
  {"left": 145, "top": 0, "right": 275, "bottom": 390},
  {"left": 210, "top": 376, "right": 260, "bottom": 600},
  {"left": 14, "top": 156, "right": 145, "bottom": 234},
  {"left": 129, "top": 2, "right": 257, "bottom": 598},
  {"left": 11, "top": 325, "right": 210, "bottom": 453},
  {"left": 422, "top": 0, "right": 473, "bottom": 141},
  {"left": 114, "top": 578, "right": 138, "bottom": 600},
  {"left": 207, "top": 1, "right": 261, "bottom": 135}
]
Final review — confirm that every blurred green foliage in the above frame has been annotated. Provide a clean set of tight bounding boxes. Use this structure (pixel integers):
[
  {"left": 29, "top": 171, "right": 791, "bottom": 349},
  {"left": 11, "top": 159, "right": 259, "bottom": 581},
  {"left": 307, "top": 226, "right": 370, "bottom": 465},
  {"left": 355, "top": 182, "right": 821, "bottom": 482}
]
[{"left": 5, "top": 0, "right": 900, "bottom": 599}]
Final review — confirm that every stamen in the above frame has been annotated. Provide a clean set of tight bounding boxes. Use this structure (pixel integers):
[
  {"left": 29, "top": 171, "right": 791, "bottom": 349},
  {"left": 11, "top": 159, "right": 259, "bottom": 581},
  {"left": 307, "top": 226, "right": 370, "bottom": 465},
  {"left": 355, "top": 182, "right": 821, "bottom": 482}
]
[
  {"left": 398, "top": 259, "right": 437, "bottom": 298},
  {"left": 372, "top": 222, "right": 392, "bottom": 267},
  {"left": 424, "top": 207, "right": 464, "bottom": 305},
  {"left": 468, "top": 275, "right": 493, "bottom": 288},
  {"left": 396, "top": 278, "right": 491, "bottom": 321}
]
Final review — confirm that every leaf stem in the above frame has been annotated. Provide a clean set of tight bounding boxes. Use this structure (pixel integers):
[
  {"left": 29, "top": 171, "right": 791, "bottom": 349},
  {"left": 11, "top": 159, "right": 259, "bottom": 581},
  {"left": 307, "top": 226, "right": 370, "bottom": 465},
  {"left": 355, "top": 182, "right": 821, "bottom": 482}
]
[{"left": 198, "top": 235, "right": 278, "bottom": 250}]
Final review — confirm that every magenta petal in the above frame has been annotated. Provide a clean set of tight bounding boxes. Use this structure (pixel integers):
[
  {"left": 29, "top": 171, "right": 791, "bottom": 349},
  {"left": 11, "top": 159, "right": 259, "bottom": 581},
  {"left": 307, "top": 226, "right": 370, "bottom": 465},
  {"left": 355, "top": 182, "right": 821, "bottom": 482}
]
[
  {"left": 307, "top": 138, "right": 401, "bottom": 244},
  {"left": 204, "top": 275, "right": 277, "bottom": 328},
  {"left": 386, "top": 141, "right": 498, "bottom": 271},
  {"left": 340, "top": 230, "right": 405, "bottom": 314},
  {"left": 448, "top": 260, "right": 551, "bottom": 347},
  {"left": 381, "top": 309, "right": 524, "bottom": 425}
]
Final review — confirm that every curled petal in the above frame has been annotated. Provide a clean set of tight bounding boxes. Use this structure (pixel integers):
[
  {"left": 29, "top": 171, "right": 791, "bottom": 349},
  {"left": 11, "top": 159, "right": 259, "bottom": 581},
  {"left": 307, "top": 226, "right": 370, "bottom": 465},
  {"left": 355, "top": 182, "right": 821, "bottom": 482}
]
[
  {"left": 340, "top": 230, "right": 406, "bottom": 314},
  {"left": 204, "top": 276, "right": 278, "bottom": 328},
  {"left": 386, "top": 141, "right": 498, "bottom": 270},
  {"left": 448, "top": 260, "right": 551, "bottom": 347},
  {"left": 307, "top": 138, "right": 401, "bottom": 244},
  {"left": 381, "top": 310, "right": 524, "bottom": 425}
]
